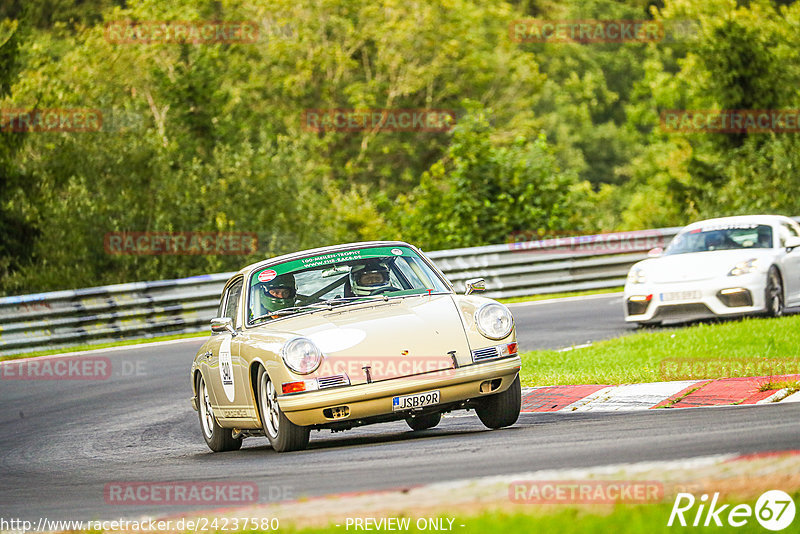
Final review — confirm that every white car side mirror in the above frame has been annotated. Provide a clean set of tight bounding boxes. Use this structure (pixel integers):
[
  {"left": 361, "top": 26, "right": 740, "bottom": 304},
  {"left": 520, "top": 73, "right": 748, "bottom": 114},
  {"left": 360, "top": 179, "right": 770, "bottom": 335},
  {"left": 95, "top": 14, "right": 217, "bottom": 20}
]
[
  {"left": 647, "top": 247, "right": 664, "bottom": 258},
  {"left": 785, "top": 236, "right": 800, "bottom": 251}
]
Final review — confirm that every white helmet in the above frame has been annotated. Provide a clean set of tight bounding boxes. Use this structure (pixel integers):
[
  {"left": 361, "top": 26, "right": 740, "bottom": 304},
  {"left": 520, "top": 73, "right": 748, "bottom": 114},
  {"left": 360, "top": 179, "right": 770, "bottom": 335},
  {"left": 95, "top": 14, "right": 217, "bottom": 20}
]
[{"left": 350, "top": 260, "right": 392, "bottom": 296}]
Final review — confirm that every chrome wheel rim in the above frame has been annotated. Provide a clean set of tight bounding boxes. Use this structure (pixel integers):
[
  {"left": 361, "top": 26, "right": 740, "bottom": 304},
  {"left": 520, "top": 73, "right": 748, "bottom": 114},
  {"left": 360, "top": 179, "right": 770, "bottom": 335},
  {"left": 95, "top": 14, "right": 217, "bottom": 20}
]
[
  {"left": 259, "top": 373, "right": 280, "bottom": 439},
  {"left": 199, "top": 376, "right": 214, "bottom": 439}
]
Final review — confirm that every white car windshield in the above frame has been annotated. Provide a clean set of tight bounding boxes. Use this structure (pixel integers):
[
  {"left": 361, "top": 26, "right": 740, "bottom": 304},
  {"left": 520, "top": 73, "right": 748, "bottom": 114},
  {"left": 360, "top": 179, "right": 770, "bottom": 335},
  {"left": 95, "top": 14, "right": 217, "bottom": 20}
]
[
  {"left": 665, "top": 224, "right": 773, "bottom": 256},
  {"left": 247, "top": 245, "right": 450, "bottom": 324}
]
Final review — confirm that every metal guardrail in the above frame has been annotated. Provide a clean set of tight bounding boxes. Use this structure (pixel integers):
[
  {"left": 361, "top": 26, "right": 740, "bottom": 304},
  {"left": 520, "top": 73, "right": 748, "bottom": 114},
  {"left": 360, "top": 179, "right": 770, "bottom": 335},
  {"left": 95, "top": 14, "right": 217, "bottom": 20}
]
[{"left": 0, "top": 227, "right": 684, "bottom": 356}]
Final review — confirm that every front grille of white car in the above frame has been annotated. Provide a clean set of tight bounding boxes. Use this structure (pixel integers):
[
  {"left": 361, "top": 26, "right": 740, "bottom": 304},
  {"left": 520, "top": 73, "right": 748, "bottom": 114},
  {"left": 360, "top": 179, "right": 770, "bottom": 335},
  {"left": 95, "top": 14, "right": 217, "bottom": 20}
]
[
  {"left": 317, "top": 374, "right": 350, "bottom": 388},
  {"left": 472, "top": 346, "right": 500, "bottom": 362}
]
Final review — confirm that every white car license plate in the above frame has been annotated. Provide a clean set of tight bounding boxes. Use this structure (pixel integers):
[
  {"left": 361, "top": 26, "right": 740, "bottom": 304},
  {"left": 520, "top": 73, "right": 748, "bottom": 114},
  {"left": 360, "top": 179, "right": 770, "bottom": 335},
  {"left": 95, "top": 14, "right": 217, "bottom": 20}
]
[
  {"left": 660, "top": 290, "right": 701, "bottom": 302},
  {"left": 392, "top": 390, "right": 440, "bottom": 411}
]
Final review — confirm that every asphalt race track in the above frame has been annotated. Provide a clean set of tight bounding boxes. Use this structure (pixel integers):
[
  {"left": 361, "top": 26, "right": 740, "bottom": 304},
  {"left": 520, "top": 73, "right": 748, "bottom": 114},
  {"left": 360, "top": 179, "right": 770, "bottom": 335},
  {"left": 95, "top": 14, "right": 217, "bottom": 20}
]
[
  {"left": 1, "top": 295, "right": 797, "bottom": 521},
  {"left": 509, "top": 293, "right": 632, "bottom": 350}
]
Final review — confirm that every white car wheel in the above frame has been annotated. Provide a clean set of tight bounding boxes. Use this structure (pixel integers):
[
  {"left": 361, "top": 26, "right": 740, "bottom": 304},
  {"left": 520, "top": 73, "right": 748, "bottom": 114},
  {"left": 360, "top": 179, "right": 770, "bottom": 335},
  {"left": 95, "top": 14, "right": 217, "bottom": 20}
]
[
  {"left": 257, "top": 367, "right": 310, "bottom": 452},
  {"left": 196, "top": 374, "right": 242, "bottom": 452}
]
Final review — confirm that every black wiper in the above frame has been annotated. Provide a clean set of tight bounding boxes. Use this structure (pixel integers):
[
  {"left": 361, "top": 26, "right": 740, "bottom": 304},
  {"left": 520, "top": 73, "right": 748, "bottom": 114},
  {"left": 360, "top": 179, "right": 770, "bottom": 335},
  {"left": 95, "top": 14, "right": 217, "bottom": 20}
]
[
  {"left": 320, "top": 295, "right": 386, "bottom": 305},
  {"left": 250, "top": 303, "right": 331, "bottom": 323}
]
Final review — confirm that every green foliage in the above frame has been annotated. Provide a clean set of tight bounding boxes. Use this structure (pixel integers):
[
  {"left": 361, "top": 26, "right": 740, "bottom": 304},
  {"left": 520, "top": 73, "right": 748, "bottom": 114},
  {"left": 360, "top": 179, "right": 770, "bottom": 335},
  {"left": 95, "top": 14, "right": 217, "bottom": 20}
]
[
  {"left": 401, "top": 105, "right": 583, "bottom": 249},
  {"left": 2, "top": 0, "right": 800, "bottom": 294}
]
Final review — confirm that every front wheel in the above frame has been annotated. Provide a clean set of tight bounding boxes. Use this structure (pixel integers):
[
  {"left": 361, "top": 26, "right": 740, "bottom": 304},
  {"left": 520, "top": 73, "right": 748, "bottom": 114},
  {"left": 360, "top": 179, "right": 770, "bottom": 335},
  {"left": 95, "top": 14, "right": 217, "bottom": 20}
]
[
  {"left": 766, "top": 267, "right": 784, "bottom": 317},
  {"left": 475, "top": 375, "right": 521, "bottom": 429},
  {"left": 257, "top": 367, "right": 310, "bottom": 452},
  {"left": 406, "top": 412, "right": 441, "bottom": 431},
  {"left": 197, "top": 374, "right": 242, "bottom": 452}
]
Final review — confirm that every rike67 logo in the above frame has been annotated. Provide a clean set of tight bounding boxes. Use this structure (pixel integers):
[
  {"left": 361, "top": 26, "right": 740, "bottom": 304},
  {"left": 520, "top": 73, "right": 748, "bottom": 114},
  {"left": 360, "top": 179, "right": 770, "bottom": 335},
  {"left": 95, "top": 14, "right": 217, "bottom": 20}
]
[{"left": 668, "top": 490, "right": 796, "bottom": 531}]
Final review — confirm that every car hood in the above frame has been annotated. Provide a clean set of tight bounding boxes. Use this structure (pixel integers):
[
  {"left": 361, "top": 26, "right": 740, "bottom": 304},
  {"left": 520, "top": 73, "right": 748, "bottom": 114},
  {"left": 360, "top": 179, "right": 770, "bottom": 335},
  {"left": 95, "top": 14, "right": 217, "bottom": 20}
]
[
  {"left": 636, "top": 249, "right": 777, "bottom": 283},
  {"left": 247, "top": 294, "right": 473, "bottom": 384}
]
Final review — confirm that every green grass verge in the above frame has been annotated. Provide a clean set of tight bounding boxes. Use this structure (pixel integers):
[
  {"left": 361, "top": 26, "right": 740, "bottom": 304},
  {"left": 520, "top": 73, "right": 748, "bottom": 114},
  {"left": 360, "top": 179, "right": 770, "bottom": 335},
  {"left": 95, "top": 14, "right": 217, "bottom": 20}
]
[
  {"left": 0, "top": 331, "right": 206, "bottom": 362},
  {"left": 519, "top": 314, "right": 800, "bottom": 386},
  {"left": 278, "top": 496, "right": 794, "bottom": 534},
  {"left": 498, "top": 287, "right": 623, "bottom": 304}
]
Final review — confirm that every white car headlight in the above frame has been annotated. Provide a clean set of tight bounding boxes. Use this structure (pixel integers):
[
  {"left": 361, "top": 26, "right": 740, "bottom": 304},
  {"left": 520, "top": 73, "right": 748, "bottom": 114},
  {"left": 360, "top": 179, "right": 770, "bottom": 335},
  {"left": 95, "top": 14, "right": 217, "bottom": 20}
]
[
  {"left": 474, "top": 303, "right": 514, "bottom": 340},
  {"left": 728, "top": 258, "right": 759, "bottom": 276},
  {"left": 281, "top": 337, "right": 323, "bottom": 374},
  {"left": 627, "top": 267, "right": 646, "bottom": 284}
]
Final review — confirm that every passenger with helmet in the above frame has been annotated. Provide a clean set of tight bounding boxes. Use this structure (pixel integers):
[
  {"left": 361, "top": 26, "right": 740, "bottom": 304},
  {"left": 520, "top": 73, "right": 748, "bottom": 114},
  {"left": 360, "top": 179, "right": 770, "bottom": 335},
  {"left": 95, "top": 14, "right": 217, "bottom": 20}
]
[
  {"left": 252, "top": 272, "right": 297, "bottom": 319},
  {"left": 349, "top": 260, "right": 396, "bottom": 296}
]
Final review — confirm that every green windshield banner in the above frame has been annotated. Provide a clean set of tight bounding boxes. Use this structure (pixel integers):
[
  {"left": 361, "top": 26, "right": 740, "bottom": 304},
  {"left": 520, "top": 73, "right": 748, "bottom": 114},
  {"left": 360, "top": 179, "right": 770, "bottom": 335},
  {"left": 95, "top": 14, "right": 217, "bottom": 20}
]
[{"left": 251, "top": 246, "right": 413, "bottom": 286}]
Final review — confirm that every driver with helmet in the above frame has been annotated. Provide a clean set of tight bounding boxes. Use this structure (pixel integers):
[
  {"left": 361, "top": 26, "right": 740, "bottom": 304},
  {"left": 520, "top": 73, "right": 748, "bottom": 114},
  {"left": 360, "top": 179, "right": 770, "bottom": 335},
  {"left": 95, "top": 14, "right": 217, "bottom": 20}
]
[
  {"left": 253, "top": 272, "right": 297, "bottom": 318},
  {"left": 349, "top": 260, "right": 394, "bottom": 296}
]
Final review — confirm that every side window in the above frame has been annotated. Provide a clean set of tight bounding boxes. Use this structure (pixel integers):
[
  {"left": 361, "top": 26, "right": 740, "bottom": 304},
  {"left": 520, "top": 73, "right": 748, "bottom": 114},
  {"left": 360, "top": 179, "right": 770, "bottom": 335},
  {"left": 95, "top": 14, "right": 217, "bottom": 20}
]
[{"left": 222, "top": 279, "right": 243, "bottom": 327}]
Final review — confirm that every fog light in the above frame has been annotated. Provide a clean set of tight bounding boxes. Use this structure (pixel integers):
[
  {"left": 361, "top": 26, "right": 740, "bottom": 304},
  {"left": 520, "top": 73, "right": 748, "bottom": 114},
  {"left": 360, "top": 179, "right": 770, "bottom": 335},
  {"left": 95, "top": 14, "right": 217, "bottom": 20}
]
[
  {"left": 627, "top": 294, "right": 652, "bottom": 316},
  {"left": 717, "top": 288, "right": 752, "bottom": 307},
  {"left": 323, "top": 406, "right": 350, "bottom": 419},
  {"left": 480, "top": 378, "right": 502, "bottom": 393}
]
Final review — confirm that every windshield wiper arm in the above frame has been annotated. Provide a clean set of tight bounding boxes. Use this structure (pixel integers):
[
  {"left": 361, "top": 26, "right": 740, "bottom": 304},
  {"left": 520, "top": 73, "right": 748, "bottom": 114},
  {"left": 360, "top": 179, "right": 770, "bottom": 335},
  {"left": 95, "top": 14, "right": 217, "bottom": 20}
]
[
  {"left": 250, "top": 303, "right": 331, "bottom": 323},
  {"left": 320, "top": 295, "right": 385, "bottom": 305}
]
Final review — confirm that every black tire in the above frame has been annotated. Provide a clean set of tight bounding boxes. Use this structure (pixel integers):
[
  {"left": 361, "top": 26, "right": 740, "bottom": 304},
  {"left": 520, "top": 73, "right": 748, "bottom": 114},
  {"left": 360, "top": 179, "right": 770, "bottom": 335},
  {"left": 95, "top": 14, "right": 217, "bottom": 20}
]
[
  {"left": 475, "top": 375, "right": 521, "bottom": 429},
  {"left": 257, "top": 367, "right": 310, "bottom": 452},
  {"left": 637, "top": 321, "right": 662, "bottom": 328},
  {"left": 406, "top": 412, "right": 441, "bottom": 431},
  {"left": 197, "top": 374, "right": 242, "bottom": 452},
  {"left": 766, "top": 267, "right": 784, "bottom": 318}
]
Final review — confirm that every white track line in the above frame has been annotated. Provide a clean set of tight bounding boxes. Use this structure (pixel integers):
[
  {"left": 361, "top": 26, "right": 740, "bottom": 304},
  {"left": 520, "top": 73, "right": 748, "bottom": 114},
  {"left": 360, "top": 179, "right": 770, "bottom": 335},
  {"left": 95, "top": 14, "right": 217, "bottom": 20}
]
[
  {"left": 563, "top": 381, "right": 702, "bottom": 412},
  {"left": 780, "top": 390, "right": 800, "bottom": 403}
]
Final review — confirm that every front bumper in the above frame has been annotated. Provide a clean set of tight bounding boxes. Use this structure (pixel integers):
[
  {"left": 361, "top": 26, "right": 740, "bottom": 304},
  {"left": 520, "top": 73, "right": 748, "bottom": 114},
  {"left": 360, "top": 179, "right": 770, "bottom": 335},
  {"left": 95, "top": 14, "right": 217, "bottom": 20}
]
[
  {"left": 277, "top": 355, "right": 521, "bottom": 426},
  {"left": 624, "top": 272, "right": 767, "bottom": 323}
]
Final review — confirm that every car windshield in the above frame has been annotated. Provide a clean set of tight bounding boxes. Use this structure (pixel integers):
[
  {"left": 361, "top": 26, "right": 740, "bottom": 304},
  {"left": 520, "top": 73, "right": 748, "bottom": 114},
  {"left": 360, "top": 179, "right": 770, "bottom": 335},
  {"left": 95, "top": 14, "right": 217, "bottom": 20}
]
[
  {"left": 665, "top": 224, "right": 774, "bottom": 256},
  {"left": 247, "top": 245, "right": 450, "bottom": 324}
]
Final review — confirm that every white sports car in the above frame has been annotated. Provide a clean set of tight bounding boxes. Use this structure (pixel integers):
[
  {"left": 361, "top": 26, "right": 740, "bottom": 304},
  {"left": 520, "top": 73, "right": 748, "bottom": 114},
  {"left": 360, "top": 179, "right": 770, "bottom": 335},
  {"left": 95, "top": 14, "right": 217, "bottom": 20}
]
[{"left": 624, "top": 215, "right": 800, "bottom": 325}]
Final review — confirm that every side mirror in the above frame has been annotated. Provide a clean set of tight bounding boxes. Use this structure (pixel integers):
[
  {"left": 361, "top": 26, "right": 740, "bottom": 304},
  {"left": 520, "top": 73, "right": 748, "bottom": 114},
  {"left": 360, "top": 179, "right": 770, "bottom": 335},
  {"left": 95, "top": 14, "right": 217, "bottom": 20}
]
[
  {"left": 647, "top": 247, "right": 664, "bottom": 258},
  {"left": 785, "top": 236, "right": 800, "bottom": 252},
  {"left": 210, "top": 317, "right": 237, "bottom": 336},
  {"left": 465, "top": 278, "right": 486, "bottom": 295}
]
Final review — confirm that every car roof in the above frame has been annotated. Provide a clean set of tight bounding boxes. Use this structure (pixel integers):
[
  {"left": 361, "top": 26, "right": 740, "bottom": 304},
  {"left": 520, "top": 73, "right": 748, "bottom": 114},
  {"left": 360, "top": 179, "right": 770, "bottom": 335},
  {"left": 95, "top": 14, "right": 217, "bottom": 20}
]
[
  {"left": 232, "top": 240, "right": 418, "bottom": 279},
  {"left": 682, "top": 214, "right": 795, "bottom": 231}
]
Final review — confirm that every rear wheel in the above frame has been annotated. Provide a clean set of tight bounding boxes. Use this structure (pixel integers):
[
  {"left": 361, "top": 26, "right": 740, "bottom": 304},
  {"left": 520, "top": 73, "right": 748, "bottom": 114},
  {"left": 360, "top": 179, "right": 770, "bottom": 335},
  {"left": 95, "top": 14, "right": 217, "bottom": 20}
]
[
  {"left": 406, "top": 412, "right": 441, "bottom": 431},
  {"left": 257, "top": 367, "right": 310, "bottom": 452},
  {"left": 766, "top": 267, "right": 784, "bottom": 317},
  {"left": 197, "top": 374, "right": 242, "bottom": 452},
  {"left": 475, "top": 375, "right": 521, "bottom": 429}
]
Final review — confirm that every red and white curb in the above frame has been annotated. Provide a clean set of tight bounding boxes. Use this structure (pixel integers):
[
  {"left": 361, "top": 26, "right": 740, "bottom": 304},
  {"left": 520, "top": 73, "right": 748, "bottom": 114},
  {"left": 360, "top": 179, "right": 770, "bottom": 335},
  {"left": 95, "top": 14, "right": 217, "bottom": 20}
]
[{"left": 521, "top": 374, "right": 800, "bottom": 413}]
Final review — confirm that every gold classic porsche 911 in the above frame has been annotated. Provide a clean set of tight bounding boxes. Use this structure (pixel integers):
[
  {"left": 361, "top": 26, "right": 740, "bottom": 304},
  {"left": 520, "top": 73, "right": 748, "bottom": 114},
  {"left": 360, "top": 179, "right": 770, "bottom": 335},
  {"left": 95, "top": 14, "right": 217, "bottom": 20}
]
[{"left": 190, "top": 241, "right": 521, "bottom": 453}]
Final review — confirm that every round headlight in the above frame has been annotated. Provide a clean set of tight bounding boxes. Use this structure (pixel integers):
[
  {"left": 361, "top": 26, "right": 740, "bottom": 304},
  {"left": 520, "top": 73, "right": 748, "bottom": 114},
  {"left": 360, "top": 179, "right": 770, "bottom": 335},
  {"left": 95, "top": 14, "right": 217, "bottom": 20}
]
[
  {"left": 281, "top": 337, "right": 323, "bottom": 375},
  {"left": 474, "top": 303, "right": 514, "bottom": 340}
]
